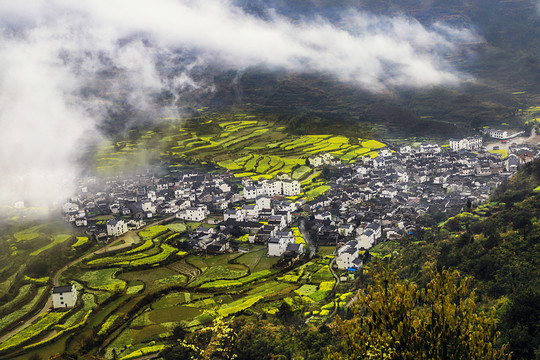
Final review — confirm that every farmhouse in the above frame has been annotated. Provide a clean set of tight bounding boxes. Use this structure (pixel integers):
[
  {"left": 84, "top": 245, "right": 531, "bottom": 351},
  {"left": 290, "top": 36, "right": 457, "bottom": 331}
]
[{"left": 52, "top": 284, "right": 78, "bottom": 309}]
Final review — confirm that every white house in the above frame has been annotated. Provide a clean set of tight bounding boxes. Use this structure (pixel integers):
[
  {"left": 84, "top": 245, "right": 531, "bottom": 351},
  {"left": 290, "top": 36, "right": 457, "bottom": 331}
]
[
  {"left": 365, "top": 222, "right": 382, "bottom": 239},
  {"left": 314, "top": 211, "right": 332, "bottom": 221},
  {"left": 338, "top": 224, "right": 355, "bottom": 237},
  {"left": 449, "top": 136, "right": 482, "bottom": 151},
  {"left": 420, "top": 143, "right": 442, "bottom": 153},
  {"left": 267, "top": 231, "right": 296, "bottom": 257},
  {"left": 379, "top": 148, "right": 393, "bottom": 158},
  {"left": 177, "top": 205, "right": 209, "bottom": 222},
  {"left": 267, "top": 237, "right": 290, "bottom": 256},
  {"left": 482, "top": 128, "right": 508, "bottom": 139},
  {"left": 261, "top": 180, "right": 281, "bottom": 196},
  {"left": 256, "top": 196, "right": 272, "bottom": 210},
  {"left": 242, "top": 204, "right": 259, "bottom": 219},
  {"left": 282, "top": 180, "right": 301, "bottom": 196},
  {"left": 106, "top": 219, "right": 128, "bottom": 237},
  {"left": 141, "top": 200, "right": 156, "bottom": 214},
  {"left": 75, "top": 217, "right": 88, "bottom": 227},
  {"left": 336, "top": 241, "right": 363, "bottom": 270},
  {"left": 309, "top": 155, "right": 324, "bottom": 167},
  {"left": 357, "top": 230, "right": 376, "bottom": 249},
  {"left": 399, "top": 145, "right": 413, "bottom": 154},
  {"left": 243, "top": 186, "right": 257, "bottom": 200},
  {"left": 224, "top": 209, "right": 245, "bottom": 222},
  {"left": 373, "top": 156, "right": 386, "bottom": 168},
  {"left": 52, "top": 284, "right": 78, "bottom": 309}
]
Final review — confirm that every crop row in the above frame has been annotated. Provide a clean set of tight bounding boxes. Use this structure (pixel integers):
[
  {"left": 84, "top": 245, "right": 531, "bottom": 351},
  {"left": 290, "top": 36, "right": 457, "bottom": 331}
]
[
  {"left": 0, "top": 286, "right": 48, "bottom": 333},
  {"left": 0, "top": 284, "right": 33, "bottom": 316},
  {"left": 189, "top": 265, "right": 249, "bottom": 287},
  {"left": 0, "top": 311, "right": 68, "bottom": 352},
  {"left": 199, "top": 270, "right": 272, "bottom": 289}
]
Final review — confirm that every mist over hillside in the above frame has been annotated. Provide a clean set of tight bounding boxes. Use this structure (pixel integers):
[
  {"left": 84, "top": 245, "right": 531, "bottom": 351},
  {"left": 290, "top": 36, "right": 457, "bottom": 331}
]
[{"left": 1, "top": 0, "right": 539, "bottom": 208}]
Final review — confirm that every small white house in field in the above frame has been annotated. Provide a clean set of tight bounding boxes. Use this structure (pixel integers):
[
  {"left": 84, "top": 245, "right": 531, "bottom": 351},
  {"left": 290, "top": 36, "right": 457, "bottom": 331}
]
[{"left": 52, "top": 284, "right": 78, "bottom": 309}]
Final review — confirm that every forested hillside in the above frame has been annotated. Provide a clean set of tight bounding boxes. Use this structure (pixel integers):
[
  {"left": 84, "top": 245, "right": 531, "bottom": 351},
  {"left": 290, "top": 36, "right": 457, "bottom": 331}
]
[{"left": 395, "top": 159, "right": 540, "bottom": 359}]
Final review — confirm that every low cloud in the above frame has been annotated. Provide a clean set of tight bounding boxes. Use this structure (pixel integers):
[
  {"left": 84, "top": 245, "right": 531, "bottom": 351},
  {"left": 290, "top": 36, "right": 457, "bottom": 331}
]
[{"left": 0, "top": 0, "right": 478, "bottom": 208}]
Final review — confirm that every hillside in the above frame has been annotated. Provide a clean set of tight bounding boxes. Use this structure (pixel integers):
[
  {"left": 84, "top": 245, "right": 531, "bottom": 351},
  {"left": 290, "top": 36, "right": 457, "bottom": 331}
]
[
  {"left": 185, "top": 0, "right": 540, "bottom": 137},
  {"left": 392, "top": 159, "right": 540, "bottom": 359}
]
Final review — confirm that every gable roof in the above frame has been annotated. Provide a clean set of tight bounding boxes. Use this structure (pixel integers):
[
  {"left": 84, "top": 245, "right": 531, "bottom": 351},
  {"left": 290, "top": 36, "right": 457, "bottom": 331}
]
[{"left": 53, "top": 285, "right": 74, "bottom": 294}]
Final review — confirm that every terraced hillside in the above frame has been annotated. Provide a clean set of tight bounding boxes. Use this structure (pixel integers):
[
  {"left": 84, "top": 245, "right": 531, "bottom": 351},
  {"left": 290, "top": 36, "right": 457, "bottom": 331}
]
[
  {"left": 94, "top": 113, "right": 387, "bottom": 183},
  {"left": 0, "top": 220, "right": 353, "bottom": 359}
]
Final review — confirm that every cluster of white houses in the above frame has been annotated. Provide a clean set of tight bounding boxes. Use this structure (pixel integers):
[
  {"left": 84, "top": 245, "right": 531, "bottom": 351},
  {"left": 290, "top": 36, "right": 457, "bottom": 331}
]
[
  {"left": 449, "top": 136, "right": 483, "bottom": 151},
  {"left": 61, "top": 131, "right": 538, "bottom": 278},
  {"left": 242, "top": 177, "right": 301, "bottom": 199},
  {"left": 481, "top": 128, "right": 525, "bottom": 140}
]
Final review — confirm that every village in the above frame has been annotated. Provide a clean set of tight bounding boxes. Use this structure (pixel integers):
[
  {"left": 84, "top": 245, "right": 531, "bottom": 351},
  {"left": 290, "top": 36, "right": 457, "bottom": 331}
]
[{"left": 60, "top": 132, "right": 539, "bottom": 282}]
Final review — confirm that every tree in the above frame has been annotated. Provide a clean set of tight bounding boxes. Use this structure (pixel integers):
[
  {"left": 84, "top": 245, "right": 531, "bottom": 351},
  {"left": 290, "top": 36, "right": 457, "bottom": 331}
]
[
  {"left": 328, "top": 262, "right": 510, "bottom": 360},
  {"left": 166, "top": 315, "right": 236, "bottom": 360}
]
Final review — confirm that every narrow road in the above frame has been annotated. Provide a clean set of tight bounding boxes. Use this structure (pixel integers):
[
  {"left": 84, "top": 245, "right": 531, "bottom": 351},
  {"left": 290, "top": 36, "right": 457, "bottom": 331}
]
[{"left": 327, "top": 257, "right": 341, "bottom": 318}]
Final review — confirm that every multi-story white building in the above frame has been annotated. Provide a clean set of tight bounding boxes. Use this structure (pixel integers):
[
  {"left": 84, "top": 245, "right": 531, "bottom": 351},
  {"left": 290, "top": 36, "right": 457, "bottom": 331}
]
[
  {"left": 256, "top": 196, "right": 271, "bottom": 210},
  {"left": 176, "top": 205, "right": 209, "bottom": 221},
  {"left": 52, "top": 284, "right": 78, "bottom": 309},
  {"left": 482, "top": 128, "right": 508, "bottom": 139},
  {"left": 420, "top": 143, "right": 442, "bottom": 153},
  {"left": 224, "top": 209, "right": 245, "bottom": 222},
  {"left": 336, "top": 241, "right": 363, "bottom": 270},
  {"left": 267, "top": 236, "right": 291, "bottom": 256},
  {"left": 243, "top": 186, "right": 257, "bottom": 200},
  {"left": 449, "top": 136, "right": 483, "bottom": 151},
  {"left": 281, "top": 180, "right": 301, "bottom": 196},
  {"left": 106, "top": 219, "right": 128, "bottom": 237}
]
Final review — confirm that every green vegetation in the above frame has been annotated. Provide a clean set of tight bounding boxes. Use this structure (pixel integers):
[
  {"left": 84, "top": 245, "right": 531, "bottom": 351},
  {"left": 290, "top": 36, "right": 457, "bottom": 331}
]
[
  {"left": 0, "top": 311, "right": 68, "bottom": 352},
  {"left": 97, "top": 314, "right": 122, "bottom": 336},
  {"left": 30, "top": 234, "right": 72, "bottom": 256},
  {"left": 489, "top": 149, "right": 509, "bottom": 159},
  {"left": 71, "top": 237, "right": 89, "bottom": 249},
  {"left": 167, "top": 223, "right": 187, "bottom": 233},
  {"left": 200, "top": 270, "right": 272, "bottom": 289},
  {"left": 0, "top": 286, "right": 48, "bottom": 333},
  {"left": 0, "top": 284, "right": 33, "bottom": 314},
  {"left": 328, "top": 263, "right": 510, "bottom": 360},
  {"left": 189, "top": 265, "right": 249, "bottom": 287},
  {"left": 139, "top": 225, "right": 169, "bottom": 240},
  {"left": 77, "top": 268, "right": 126, "bottom": 292}
]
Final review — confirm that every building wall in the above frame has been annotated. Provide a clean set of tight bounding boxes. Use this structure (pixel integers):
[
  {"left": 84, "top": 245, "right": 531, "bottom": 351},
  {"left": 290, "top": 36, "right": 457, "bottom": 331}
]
[{"left": 52, "top": 287, "right": 77, "bottom": 309}]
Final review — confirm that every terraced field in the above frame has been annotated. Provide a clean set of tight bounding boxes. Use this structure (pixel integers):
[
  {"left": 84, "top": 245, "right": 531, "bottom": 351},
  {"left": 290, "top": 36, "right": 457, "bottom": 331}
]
[
  {"left": 0, "top": 219, "right": 356, "bottom": 360},
  {"left": 95, "top": 114, "right": 387, "bottom": 184},
  {"left": 0, "top": 115, "right": 373, "bottom": 358}
]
